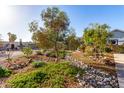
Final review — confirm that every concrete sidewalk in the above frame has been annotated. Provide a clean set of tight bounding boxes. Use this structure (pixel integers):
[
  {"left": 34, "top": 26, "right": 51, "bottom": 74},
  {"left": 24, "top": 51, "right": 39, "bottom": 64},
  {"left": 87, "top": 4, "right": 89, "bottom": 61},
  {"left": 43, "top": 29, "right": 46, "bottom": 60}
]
[
  {"left": 0, "top": 51, "right": 23, "bottom": 61},
  {"left": 114, "top": 54, "right": 124, "bottom": 88}
]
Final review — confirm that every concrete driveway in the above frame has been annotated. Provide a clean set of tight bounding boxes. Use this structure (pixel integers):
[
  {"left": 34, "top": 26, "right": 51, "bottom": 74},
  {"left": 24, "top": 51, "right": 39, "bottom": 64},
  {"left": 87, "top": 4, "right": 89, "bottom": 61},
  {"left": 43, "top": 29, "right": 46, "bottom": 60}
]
[
  {"left": 114, "top": 54, "right": 124, "bottom": 88},
  {"left": 0, "top": 51, "right": 23, "bottom": 61}
]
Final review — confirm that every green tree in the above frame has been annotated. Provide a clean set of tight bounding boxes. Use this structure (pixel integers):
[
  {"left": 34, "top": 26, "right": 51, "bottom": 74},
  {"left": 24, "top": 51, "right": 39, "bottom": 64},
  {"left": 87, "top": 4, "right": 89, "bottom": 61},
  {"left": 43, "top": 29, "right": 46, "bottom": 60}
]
[
  {"left": 83, "top": 23, "right": 111, "bottom": 58},
  {"left": 65, "top": 34, "right": 80, "bottom": 50},
  {"left": 29, "top": 7, "right": 70, "bottom": 61},
  {"left": 30, "top": 29, "right": 54, "bottom": 49}
]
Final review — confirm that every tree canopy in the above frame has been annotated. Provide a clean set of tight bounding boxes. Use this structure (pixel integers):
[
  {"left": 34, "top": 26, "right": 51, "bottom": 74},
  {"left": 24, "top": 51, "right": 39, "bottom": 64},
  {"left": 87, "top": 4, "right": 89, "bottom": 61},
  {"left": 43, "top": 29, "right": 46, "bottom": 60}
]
[
  {"left": 65, "top": 29, "right": 81, "bottom": 50},
  {"left": 7, "top": 32, "right": 17, "bottom": 43},
  {"left": 29, "top": 7, "right": 70, "bottom": 61},
  {"left": 82, "top": 23, "right": 111, "bottom": 55}
]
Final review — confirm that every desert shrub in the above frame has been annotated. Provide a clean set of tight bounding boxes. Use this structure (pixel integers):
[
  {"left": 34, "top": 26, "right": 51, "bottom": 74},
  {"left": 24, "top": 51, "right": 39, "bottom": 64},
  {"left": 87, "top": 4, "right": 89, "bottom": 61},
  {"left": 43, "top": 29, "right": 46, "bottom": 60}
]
[
  {"left": 36, "top": 50, "right": 43, "bottom": 55},
  {"left": 5, "top": 49, "right": 13, "bottom": 63},
  {"left": 103, "top": 58, "right": 115, "bottom": 66},
  {"left": 84, "top": 46, "right": 94, "bottom": 56},
  {"left": 45, "top": 50, "right": 56, "bottom": 58},
  {"left": 49, "top": 51, "right": 56, "bottom": 58},
  {"left": 45, "top": 50, "right": 67, "bottom": 59},
  {"left": 32, "top": 61, "right": 46, "bottom": 68},
  {"left": 105, "top": 47, "right": 112, "bottom": 53},
  {"left": 42, "top": 49, "right": 47, "bottom": 53},
  {"left": 79, "top": 45, "right": 86, "bottom": 52},
  {"left": 113, "top": 45, "right": 124, "bottom": 53},
  {"left": 7, "top": 62, "right": 84, "bottom": 88},
  {"left": 58, "top": 50, "right": 67, "bottom": 59},
  {"left": 0, "top": 66, "right": 12, "bottom": 78},
  {"left": 117, "top": 45, "right": 124, "bottom": 53},
  {"left": 22, "top": 47, "right": 33, "bottom": 58}
]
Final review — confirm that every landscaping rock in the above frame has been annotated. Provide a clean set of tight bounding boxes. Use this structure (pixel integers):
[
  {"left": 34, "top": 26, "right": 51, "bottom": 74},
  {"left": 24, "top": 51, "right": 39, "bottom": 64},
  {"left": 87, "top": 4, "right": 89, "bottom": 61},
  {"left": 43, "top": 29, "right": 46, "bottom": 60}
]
[
  {"left": 66, "top": 56, "right": 119, "bottom": 88},
  {"left": 104, "top": 85, "right": 112, "bottom": 88}
]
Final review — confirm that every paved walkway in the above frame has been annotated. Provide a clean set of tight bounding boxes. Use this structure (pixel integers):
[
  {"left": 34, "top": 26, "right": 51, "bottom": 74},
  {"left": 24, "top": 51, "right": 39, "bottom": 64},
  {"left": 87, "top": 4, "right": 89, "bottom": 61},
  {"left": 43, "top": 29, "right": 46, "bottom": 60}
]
[
  {"left": 0, "top": 51, "right": 23, "bottom": 61},
  {"left": 0, "top": 50, "right": 36, "bottom": 62},
  {"left": 114, "top": 54, "right": 124, "bottom": 88}
]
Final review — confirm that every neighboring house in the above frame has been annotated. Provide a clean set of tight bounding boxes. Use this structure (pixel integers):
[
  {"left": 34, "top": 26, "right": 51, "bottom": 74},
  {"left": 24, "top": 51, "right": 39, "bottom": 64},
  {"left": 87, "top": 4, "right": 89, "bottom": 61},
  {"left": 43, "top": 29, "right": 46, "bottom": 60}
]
[
  {"left": 0, "top": 41, "right": 37, "bottom": 50},
  {"left": 108, "top": 29, "right": 124, "bottom": 45}
]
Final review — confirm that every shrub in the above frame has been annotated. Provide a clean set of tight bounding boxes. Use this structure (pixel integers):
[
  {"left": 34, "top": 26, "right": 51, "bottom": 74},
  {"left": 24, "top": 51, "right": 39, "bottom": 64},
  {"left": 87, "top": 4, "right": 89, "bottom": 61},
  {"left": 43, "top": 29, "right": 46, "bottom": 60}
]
[
  {"left": 117, "top": 45, "right": 124, "bottom": 53},
  {"left": 45, "top": 50, "right": 56, "bottom": 57},
  {"left": 45, "top": 50, "right": 67, "bottom": 59},
  {"left": 36, "top": 50, "right": 43, "bottom": 55},
  {"left": 105, "top": 47, "right": 112, "bottom": 53},
  {"left": 0, "top": 66, "right": 12, "bottom": 78},
  {"left": 43, "top": 49, "right": 47, "bottom": 53},
  {"left": 49, "top": 51, "right": 56, "bottom": 58},
  {"left": 7, "top": 62, "right": 84, "bottom": 88},
  {"left": 84, "top": 46, "right": 94, "bottom": 56},
  {"left": 32, "top": 61, "right": 46, "bottom": 68},
  {"left": 22, "top": 47, "right": 33, "bottom": 58},
  {"left": 113, "top": 45, "right": 124, "bottom": 53},
  {"left": 58, "top": 50, "right": 67, "bottom": 59},
  {"left": 103, "top": 58, "right": 115, "bottom": 66}
]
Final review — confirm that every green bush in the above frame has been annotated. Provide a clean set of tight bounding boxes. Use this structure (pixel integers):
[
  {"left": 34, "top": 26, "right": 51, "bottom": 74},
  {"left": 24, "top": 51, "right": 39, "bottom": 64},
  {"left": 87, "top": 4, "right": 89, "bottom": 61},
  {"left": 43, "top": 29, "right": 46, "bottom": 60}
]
[
  {"left": 7, "top": 71, "right": 46, "bottom": 88},
  {"left": 118, "top": 45, "right": 124, "bottom": 53},
  {"left": 22, "top": 47, "right": 33, "bottom": 58},
  {"left": 45, "top": 50, "right": 67, "bottom": 59},
  {"left": 49, "top": 51, "right": 56, "bottom": 58},
  {"left": 7, "top": 62, "right": 84, "bottom": 88},
  {"left": 43, "top": 49, "right": 47, "bottom": 53},
  {"left": 36, "top": 50, "right": 43, "bottom": 55},
  {"left": 0, "top": 66, "right": 12, "bottom": 78},
  {"left": 58, "top": 50, "right": 67, "bottom": 59},
  {"left": 45, "top": 50, "right": 56, "bottom": 57},
  {"left": 113, "top": 45, "right": 124, "bottom": 53},
  {"left": 105, "top": 47, "right": 112, "bottom": 53},
  {"left": 32, "top": 61, "right": 46, "bottom": 68}
]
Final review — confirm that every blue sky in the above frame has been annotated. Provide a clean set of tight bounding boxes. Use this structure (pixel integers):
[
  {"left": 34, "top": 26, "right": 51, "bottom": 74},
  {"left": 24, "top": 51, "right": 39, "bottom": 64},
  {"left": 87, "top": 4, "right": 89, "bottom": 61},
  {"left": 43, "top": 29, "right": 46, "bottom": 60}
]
[{"left": 1, "top": 5, "right": 124, "bottom": 42}]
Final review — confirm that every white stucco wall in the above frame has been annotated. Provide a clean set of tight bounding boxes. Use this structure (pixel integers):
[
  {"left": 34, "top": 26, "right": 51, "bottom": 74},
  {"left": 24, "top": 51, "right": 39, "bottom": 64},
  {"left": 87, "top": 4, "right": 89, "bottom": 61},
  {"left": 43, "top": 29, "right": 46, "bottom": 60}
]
[
  {"left": 111, "top": 30, "right": 124, "bottom": 45},
  {"left": 112, "top": 31, "right": 124, "bottom": 38}
]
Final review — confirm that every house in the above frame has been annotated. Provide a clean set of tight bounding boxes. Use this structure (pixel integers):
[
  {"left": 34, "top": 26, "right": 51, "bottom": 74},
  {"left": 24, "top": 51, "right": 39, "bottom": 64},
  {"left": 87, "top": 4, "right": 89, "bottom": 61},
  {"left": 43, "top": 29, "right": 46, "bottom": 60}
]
[
  {"left": 108, "top": 29, "right": 124, "bottom": 45},
  {"left": 0, "top": 41, "right": 37, "bottom": 50}
]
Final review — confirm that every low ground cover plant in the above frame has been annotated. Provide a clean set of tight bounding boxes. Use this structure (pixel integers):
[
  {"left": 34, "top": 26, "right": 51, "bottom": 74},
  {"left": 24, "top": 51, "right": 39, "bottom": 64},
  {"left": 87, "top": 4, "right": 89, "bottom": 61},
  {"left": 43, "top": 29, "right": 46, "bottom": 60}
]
[
  {"left": 0, "top": 66, "right": 12, "bottom": 78},
  {"left": 32, "top": 61, "right": 46, "bottom": 68},
  {"left": 7, "top": 62, "right": 84, "bottom": 88}
]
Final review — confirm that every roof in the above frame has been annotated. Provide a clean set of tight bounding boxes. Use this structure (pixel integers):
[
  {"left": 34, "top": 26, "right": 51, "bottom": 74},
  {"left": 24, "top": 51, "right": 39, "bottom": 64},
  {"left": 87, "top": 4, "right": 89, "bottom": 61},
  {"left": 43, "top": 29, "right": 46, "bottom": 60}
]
[{"left": 111, "top": 29, "right": 124, "bottom": 33}]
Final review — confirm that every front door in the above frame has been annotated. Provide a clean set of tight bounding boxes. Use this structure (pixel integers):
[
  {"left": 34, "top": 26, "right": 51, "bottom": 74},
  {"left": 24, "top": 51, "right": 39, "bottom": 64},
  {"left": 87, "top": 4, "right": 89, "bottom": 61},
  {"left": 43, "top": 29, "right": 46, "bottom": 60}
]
[{"left": 11, "top": 44, "right": 15, "bottom": 50}]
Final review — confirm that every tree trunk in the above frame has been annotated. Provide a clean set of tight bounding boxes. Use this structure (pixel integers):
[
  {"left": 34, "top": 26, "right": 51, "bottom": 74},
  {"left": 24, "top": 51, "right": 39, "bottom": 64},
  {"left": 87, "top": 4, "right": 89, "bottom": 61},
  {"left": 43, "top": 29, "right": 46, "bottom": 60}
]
[
  {"left": 55, "top": 41, "right": 59, "bottom": 62},
  {"left": 55, "top": 32, "right": 59, "bottom": 62}
]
